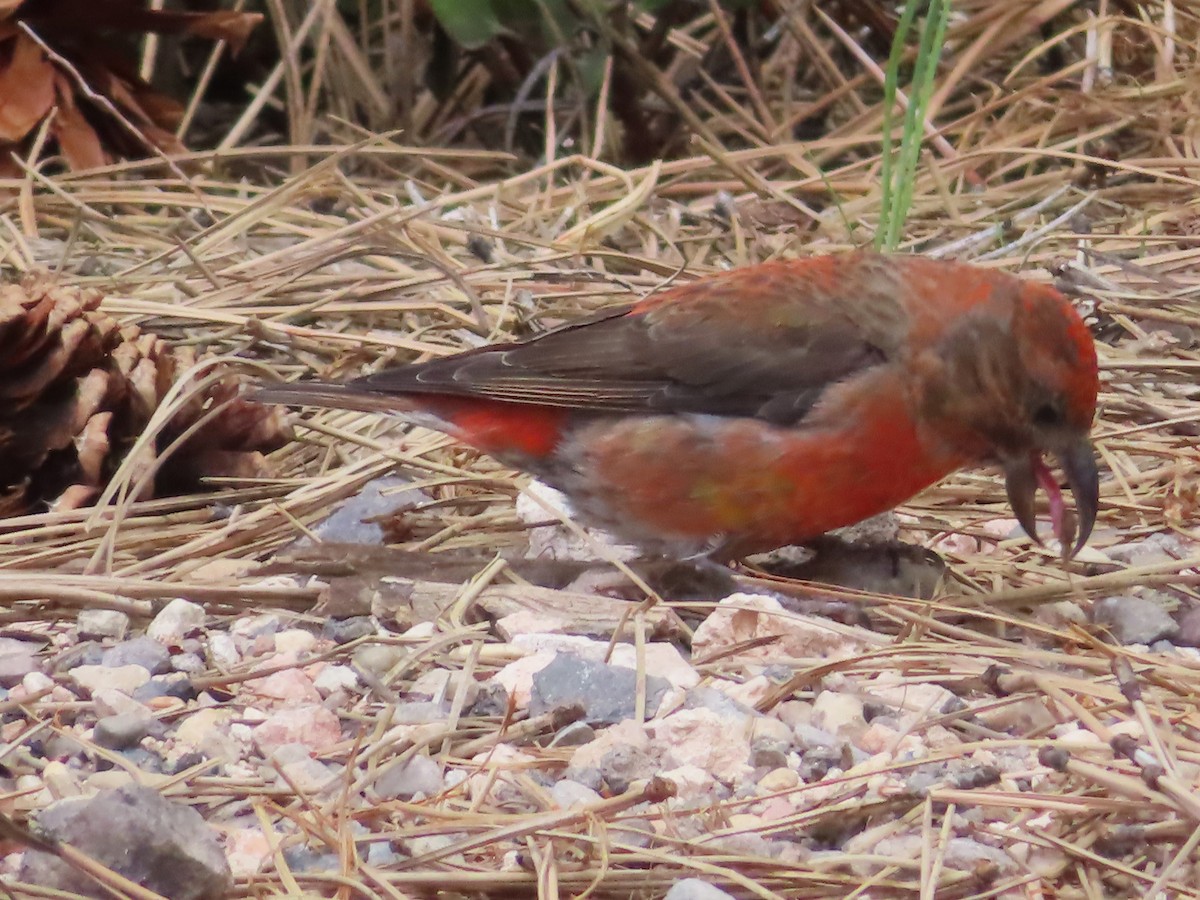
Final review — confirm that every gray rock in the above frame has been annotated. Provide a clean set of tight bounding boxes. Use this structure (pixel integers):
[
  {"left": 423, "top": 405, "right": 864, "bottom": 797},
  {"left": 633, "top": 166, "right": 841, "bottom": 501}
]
[
  {"left": 282, "top": 845, "right": 341, "bottom": 873},
  {"left": 750, "top": 739, "right": 789, "bottom": 770},
  {"left": 323, "top": 616, "right": 375, "bottom": 644},
  {"left": 52, "top": 641, "right": 105, "bottom": 672},
  {"left": 1092, "top": 595, "right": 1179, "bottom": 644},
  {"left": 170, "top": 653, "right": 206, "bottom": 674},
  {"left": 1105, "top": 533, "right": 1187, "bottom": 566},
  {"left": 664, "top": 878, "right": 737, "bottom": 900},
  {"left": 469, "top": 683, "right": 509, "bottom": 717},
  {"left": 562, "top": 766, "right": 603, "bottom": 791},
  {"left": 93, "top": 711, "right": 155, "bottom": 750},
  {"left": 19, "top": 784, "right": 232, "bottom": 899},
  {"left": 799, "top": 748, "right": 844, "bottom": 782},
  {"left": 102, "top": 637, "right": 171, "bottom": 675},
  {"left": 375, "top": 754, "right": 443, "bottom": 800},
  {"left": 311, "top": 476, "right": 425, "bottom": 544},
  {"left": 133, "top": 673, "right": 196, "bottom": 703},
  {"left": 1175, "top": 606, "right": 1200, "bottom": 647},
  {"left": 0, "top": 651, "right": 39, "bottom": 688},
  {"left": 530, "top": 653, "right": 670, "bottom": 726},
  {"left": 611, "top": 816, "right": 656, "bottom": 849},
  {"left": 600, "top": 744, "right": 656, "bottom": 794},
  {"left": 684, "top": 686, "right": 756, "bottom": 720}
]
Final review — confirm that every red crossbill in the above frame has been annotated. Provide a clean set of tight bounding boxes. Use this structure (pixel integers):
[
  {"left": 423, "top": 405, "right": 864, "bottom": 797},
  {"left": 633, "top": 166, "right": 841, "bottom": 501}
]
[{"left": 255, "top": 251, "right": 1100, "bottom": 560}]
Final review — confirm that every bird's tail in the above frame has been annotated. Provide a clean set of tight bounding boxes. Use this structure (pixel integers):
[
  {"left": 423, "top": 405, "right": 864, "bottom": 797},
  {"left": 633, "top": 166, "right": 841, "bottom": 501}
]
[{"left": 250, "top": 381, "right": 413, "bottom": 416}]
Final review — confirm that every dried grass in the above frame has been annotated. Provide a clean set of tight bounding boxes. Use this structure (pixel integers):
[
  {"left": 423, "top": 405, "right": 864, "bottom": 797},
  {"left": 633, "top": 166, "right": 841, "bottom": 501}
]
[{"left": 3, "top": 2, "right": 1200, "bottom": 897}]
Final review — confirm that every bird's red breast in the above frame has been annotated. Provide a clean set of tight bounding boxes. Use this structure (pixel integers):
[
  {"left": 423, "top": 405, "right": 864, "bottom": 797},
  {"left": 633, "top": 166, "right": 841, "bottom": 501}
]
[{"left": 256, "top": 251, "right": 1100, "bottom": 559}]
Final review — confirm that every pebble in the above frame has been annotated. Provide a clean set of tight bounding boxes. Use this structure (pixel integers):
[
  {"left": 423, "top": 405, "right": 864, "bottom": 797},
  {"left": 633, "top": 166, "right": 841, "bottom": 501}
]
[
  {"left": 352, "top": 645, "right": 405, "bottom": 678},
  {"left": 245, "top": 669, "right": 321, "bottom": 706},
  {"left": 206, "top": 632, "right": 240, "bottom": 668},
  {"left": 170, "top": 652, "right": 206, "bottom": 674},
  {"left": 77, "top": 609, "right": 130, "bottom": 641},
  {"left": 232, "top": 613, "right": 282, "bottom": 639},
  {"left": 551, "top": 779, "right": 601, "bottom": 809},
  {"left": 0, "top": 651, "right": 39, "bottom": 687},
  {"left": 102, "top": 637, "right": 171, "bottom": 674},
  {"left": 93, "top": 710, "right": 155, "bottom": 750},
  {"left": 313, "top": 664, "right": 360, "bottom": 696},
  {"left": 750, "top": 739, "right": 789, "bottom": 770},
  {"left": 69, "top": 664, "right": 150, "bottom": 696},
  {"left": 52, "top": 641, "right": 105, "bottom": 672},
  {"left": 608, "top": 643, "right": 700, "bottom": 689},
  {"left": 20, "top": 784, "right": 231, "bottom": 898},
  {"left": 274, "top": 629, "right": 317, "bottom": 657},
  {"left": 811, "top": 691, "right": 866, "bottom": 737},
  {"left": 530, "top": 652, "right": 671, "bottom": 725},
  {"left": 323, "top": 617, "right": 376, "bottom": 644},
  {"left": 758, "top": 767, "right": 800, "bottom": 792},
  {"left": 1092, "top": 595, "right": 1179, "bottom": 644},
  {"left": 146, "top": 598, "right": 207, "bottom": 644},
  {"left": 664, "top": 878, "right": 736, "bottom": 900},
  {"left": 134, "top": 673, "right": 196, "bottom": 703},
  {"left": 1175, "top": 607, "right": 1200, "bottom": 647},
  {"left": 692, "top": 593, "right": 874, "bottom": 665},
  {"left": 22, "top": 671, "right": 55, "bottom": 695},
  {"left": 374, "top": 754, "right": 444, "bottom": 800},
  {"left": 649, "top": 708, "right": 753, "bottom": 782},
  {"left": 252, "top": 705, "right": 342, "bottom": 755}
]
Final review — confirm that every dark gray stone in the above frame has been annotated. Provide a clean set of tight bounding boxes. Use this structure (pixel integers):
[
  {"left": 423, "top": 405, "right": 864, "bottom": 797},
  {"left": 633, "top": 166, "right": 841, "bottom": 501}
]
[
  {"left": 93, "top": 711, "right": 154, "bottom": 750},
  {"left": 19, "top": 784, "right": 232, "bottom": 899},
  {"left": 323, "top": 616, "right": 375, "bottom": 644},
  {"left": 530, "top": 653, "right": 669, "bottom": 726},
  {"left": 102, "top": 637, "right": 171, "bottom": 675},
  {"left": 51, "top": 641, "right": 105, "bottom": 673}
]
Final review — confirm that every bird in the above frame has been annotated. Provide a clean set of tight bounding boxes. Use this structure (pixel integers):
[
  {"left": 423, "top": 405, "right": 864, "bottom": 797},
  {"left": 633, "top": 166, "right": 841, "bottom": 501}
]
[{"left": 254, "top": 250, "right": 1100, "bottom": 562}]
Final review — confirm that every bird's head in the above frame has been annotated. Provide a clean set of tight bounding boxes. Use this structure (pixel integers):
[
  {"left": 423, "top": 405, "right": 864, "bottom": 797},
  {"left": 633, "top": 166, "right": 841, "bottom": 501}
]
[{"left": 912, "top": 281, "right": 1099, "bottom": 556}]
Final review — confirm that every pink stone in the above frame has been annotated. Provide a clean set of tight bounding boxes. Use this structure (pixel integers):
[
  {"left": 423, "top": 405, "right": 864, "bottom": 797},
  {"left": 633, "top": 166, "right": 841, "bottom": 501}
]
[{"left": 252, "top": 705, "right": 341, "bottom": 755}]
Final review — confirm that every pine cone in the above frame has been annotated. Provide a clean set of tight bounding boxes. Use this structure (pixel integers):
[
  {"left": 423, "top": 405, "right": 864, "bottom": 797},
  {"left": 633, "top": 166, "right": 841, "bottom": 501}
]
[{"left": 0, "top": 274, "right": 290, "bottom": 514}]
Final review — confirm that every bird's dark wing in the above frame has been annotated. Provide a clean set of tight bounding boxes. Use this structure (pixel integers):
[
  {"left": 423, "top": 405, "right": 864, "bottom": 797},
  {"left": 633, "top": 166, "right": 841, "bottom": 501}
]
[{"left": 352, "top": 259, "right": 907, "bottom": 426}]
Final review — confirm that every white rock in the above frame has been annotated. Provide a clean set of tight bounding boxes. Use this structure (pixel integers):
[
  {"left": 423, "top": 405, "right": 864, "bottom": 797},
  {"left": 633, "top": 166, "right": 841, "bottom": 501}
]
[
  {"left": 664, "top": 878, "right": 736, "bottom": 900},
  {"left": 811, "top": 691, "right": 865, "bottom": 738},
  {"left": 206, "top": 632, "right": 240, "bottom": 668},
  {"left": 692, "top": 593, "right": 879, "bottom": 666},
  {"left": 609, "top": 643, "right": 699, "bottom": 689},
  {"left": 76, "top": 609, "right": 129, "bottom": 641},
  {"left": 517, "top": 479, "right": 638, "bottom": 562},
  {"left": 147, "top": 598, "right": 206, "bottom": 643},
  {"left": 69, "top": 664, "right": 150, "bottom": 696},
  {"left": 551, "top": 779, "right": 602, "bottom": 809},
  {"left": 648, "top": 708, "right": 752, "bottom": 782},
  {"left": 312, "top": 664, "right": 360, "bottom": 696},
  {"left": 273, "top": 629, "right": 317, "bottom": 657}
]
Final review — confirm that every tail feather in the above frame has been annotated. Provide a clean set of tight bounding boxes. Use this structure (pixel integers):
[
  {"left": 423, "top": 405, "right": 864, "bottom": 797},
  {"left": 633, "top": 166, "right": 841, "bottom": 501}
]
[{"left": 251, "top": 381, "right": 410, "bottom": 416}]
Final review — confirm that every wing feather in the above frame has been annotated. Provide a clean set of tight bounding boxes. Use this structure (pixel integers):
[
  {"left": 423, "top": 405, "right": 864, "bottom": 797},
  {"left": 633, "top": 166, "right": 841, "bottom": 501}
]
[{"left": 353, "top": 256, "right": 908, "bottom": 426}]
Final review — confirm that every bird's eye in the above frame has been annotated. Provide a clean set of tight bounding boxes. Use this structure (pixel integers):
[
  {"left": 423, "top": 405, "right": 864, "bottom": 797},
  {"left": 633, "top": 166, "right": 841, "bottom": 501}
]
[{"left": 1032, "top": 401, "right": 1063, "bottom": 428}]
